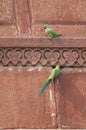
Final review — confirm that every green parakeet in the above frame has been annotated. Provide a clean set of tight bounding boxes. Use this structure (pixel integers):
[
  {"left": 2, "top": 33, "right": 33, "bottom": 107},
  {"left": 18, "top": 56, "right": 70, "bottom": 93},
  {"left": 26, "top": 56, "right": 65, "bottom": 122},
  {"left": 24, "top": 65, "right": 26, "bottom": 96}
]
[
  {"left": 44, "top": 24, "right": 61, "bottom": 38},
  {"left": 39, "top": 65, "right": 60, "bottom": 95}
]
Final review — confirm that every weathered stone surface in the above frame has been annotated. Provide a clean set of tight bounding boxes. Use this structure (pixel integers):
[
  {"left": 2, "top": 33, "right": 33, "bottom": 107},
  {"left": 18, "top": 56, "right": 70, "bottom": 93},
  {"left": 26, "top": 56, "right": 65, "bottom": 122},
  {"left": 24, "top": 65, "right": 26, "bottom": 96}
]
[
  {"left": 32, "top": 24, "right": 86, "bottom": 38},
  {"left": 0, "top": 0, "right": 85, "bottom": 37},
  {"left": 0, "top": 67, "right": 56, "bottom": 128},
  {"left": 30, "top": 0, "right": 86, "bottom": 38},
  {"left": 56, "top": 68, "right": 86, "bottom": 129},
  {"left": 0, "top": 0, "right": 31, "bottom": 37},
  {"left": 14, "top": 0, "right": 31, "bottom": 36},
  {"left": 0, "top": 0, "right": 15, "bottom": 25},
  {"left": 0, "top": 45, "right": 86, "bottom": 67},
  {"left": 30, "top": 0, "right": 86, "bottom": 24},
  {"left": 0, "top": 26, "right": 17, "bottom": 37}
]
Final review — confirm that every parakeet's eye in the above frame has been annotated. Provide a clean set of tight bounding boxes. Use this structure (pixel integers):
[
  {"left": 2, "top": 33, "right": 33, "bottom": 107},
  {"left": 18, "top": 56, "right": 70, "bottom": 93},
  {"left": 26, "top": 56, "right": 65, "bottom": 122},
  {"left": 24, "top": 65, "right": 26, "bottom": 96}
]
[
  {"left": 52, "top": 65, "right": 56, "bottom": 68},
  {"left": 44, "top": 26, "right": 46, "bottom": 29},
  {"left": 44, "top": 24, "right": 49, "bottom": 29}
]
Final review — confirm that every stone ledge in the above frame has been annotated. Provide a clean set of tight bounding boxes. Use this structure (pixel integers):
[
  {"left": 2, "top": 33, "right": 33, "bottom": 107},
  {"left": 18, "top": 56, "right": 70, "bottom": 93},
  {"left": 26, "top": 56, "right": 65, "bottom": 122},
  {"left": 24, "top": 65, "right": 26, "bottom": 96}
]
[{"left": 0, "top": 38, "right": 86, "bottom": 47}]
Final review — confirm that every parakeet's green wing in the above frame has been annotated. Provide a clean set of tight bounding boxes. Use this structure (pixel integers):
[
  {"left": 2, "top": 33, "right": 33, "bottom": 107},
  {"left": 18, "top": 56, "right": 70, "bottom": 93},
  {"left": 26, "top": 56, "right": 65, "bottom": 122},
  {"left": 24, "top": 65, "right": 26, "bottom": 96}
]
[
  {"left": 45, "top": 28, "right": 61, "bottom": 38},
  {"left": 39, "top": 65, "right": 60, "bottom": 95},
  {"left": 54, "top": 66, "right": 60, "bottom": 78},
  {"left": 39, "top": 78, "right": 51, "bottom": 95},
  {"left": 49, "top": 65, "right": 60, "bottom": 80}
]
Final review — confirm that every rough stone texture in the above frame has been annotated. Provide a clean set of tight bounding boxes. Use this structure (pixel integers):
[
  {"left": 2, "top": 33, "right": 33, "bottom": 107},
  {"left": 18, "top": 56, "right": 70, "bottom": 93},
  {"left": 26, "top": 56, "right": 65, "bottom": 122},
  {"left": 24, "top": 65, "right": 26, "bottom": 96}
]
[
  {"left": 0, "top": 26, "right": 17, "bottom": 37},
  {"left": 0, "top": 129, "right": 65, "bottom": 130},
  {"left": 4, "top": 129, "right": 64, "bottom": 130},
  {"left": 0, "top": 0, "right": 17, "bottom": 37},
  {"left": 0, "top": 0, "right": 86, "bottom": 129},
  {"left": 0, "top": 67, "right": 57, "bottom": 128},
  {"left": 0, "top": 38, "right": 85, "bottom": 47},
  {"left": 56, "top": 68, "right": 86, "bottom": 129},
  {"left": 30, "top": 0, "right": 86, "bottom": 38},
  {"left": 14, "top": 0, "right": 31, "bottom": 36},
  {"left": 0, "top": 0, "right": 31, "bottom": 37},
  {"left": 30, "top": 0, "right": 86, "bottom": 24},
  {"left": 32, "top": 24, "right": 86, "bottom": 38},
  {"left": 0, "top": 43, "right": 86, "bottom": 67},
  {"left": 0, "top": 0, "right": 86, "bottom": 37},
  {"left": 0, "top": 0, "right": 15, "bottom": 25}
]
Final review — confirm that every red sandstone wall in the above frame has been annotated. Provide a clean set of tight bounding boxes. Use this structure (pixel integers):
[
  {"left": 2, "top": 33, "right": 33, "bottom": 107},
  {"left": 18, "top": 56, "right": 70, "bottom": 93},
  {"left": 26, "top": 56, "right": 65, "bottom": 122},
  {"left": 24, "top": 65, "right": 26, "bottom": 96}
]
[
  {"left": 0, "top": 0, "right": 85, "bottom": 38},
  {"left": 0, "top": 0, "right": 86, "bottom": 129}
]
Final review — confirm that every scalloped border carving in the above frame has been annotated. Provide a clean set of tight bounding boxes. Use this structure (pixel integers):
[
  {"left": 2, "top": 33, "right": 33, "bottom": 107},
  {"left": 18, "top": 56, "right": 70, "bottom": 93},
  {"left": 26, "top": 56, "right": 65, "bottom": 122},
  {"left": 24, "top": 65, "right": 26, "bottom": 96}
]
[{"left": 0, "top": 47, "right": 86, "bottom": 66}]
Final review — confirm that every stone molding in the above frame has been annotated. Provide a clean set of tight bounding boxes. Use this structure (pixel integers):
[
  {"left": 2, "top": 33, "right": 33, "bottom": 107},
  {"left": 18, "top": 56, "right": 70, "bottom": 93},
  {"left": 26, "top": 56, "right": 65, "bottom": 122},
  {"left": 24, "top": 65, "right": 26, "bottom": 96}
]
[
  {"left": 0, "top": 47, "right": 85, "bottom": 67},
  {"left": 0, "top": 38, "right": 86, "bottom": 67}
]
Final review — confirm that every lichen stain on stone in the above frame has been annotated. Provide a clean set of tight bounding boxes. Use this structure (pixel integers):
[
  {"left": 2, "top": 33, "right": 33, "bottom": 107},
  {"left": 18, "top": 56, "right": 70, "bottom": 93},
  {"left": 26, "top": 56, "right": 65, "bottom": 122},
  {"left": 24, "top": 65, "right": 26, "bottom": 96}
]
[
  {"left": 49, "top": 88, "right": 56, "bottom": 126},
  {"left": 27, "top": 66, "right": 43, "bottom": 72},
  {"left": 75, "top": 77, "right": 86, "bottom": 96},
  {"left": 8, "top": 67, "right": 13, "bottom": 71}
]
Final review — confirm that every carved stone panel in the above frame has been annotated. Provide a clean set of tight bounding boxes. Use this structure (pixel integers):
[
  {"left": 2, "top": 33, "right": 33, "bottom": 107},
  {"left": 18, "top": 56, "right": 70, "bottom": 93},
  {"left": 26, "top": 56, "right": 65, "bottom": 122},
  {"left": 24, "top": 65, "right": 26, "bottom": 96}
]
[
  {"left": 0, "top": 0, "right": 30, "bottom": 37},
  {"left": 0, "top": 47, "right": 85, "bottom": 67},
  {"left": 30, "top": 0, "right": 86, "bottom": 38},
  {"left": 0, "top": 67, "right": 56, "bottom": 128},
  {"left": 56, "top": 68, "right": 86, "bottom": 128},
  {"left": 0, "top": 0, "right": 15, "bottom": 25},
  {"left": 30, "top": 0, "right": 86, "bottom": 24}
]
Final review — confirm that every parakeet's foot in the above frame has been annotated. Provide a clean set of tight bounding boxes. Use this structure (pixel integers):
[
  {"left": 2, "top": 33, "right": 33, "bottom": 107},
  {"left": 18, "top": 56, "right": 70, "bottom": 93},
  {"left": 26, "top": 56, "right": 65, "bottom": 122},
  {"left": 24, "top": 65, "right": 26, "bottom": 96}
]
[{"left": 48, "top": 36, "right": 52, "bottom": 39}]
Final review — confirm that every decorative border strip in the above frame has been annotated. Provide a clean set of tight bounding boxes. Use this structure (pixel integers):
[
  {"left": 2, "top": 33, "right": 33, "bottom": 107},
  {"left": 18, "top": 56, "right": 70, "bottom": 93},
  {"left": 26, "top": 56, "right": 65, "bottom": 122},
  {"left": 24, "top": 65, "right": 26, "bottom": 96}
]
[{"left": 0, "top": 47, "right": 86, "bottom": 66}]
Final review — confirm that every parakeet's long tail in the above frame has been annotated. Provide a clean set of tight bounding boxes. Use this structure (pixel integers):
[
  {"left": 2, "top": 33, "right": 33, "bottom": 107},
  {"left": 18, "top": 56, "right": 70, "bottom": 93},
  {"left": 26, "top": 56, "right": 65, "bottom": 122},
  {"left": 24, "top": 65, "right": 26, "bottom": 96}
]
[{"left": 39, "top": 78, "right": 51, "bottom": 96}]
